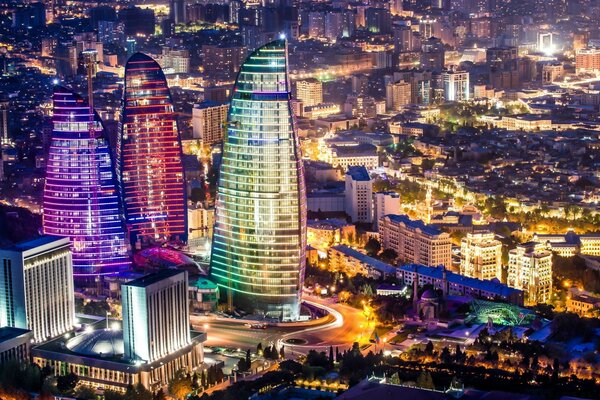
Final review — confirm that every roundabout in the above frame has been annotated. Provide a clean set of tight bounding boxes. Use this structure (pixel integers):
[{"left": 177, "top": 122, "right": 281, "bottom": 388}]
[{"left": 193, "top": 295, "right": 374, "bottom": 356}]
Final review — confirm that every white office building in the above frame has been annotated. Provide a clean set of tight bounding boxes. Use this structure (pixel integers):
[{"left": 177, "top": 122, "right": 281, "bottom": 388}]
[
  {"left": 0, "top": 236, "right": 74, "bottom": 343},
  {"left": 345, "top": 166, "right": 373, "bottom": 224},
  {"left": 442, "top": 70, "right": 470, "bottom": 102},
  {"left": 373, "top": 191, "right": 401, "bottom": 230},
  {"left": 122, "top": 270, "right": 191, "bottom": 363}
]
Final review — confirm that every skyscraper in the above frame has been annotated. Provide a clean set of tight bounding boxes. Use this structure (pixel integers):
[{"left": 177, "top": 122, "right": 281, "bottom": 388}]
[
  {"left": 121, "top": 270, "right": 190, "bottom": 362},
  {"left": 0, "top": 236, "right": 75, "bottom": 343},
  {"left": 210, "top": 39, "right": 307, "bottom": 321},
  {"left": 117, "top": 53, "right": 187, "bottom": 247},
  {"left": 43, "top": 87, "right": 130, "bottom": 277}
]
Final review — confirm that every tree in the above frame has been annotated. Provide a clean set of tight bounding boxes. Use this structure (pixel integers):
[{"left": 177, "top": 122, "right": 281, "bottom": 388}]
[
  {"left": 124, "top": 383, "right": 152, "bottom": 400},
  {"left": 75, "top": 385, "right": 97, "bottom": 400},
  {"left": 389, "top": 372, "right": 401, "bottom": 385},
  {"left": 425, "top": 341, "right": 434, "bottom": 355},
  {"left": 440, "top": 346, "right": 453, "bottom": 364},
  {"left": 237, "top": 357, "right": 249, "bottom": 372},
  {"left": 329, "top": 345, "right": 334, "bottom": 365},
  {"left": 257, "top": 342, "right": 263, "bottom": 354},
  {"left": 56, "top": 373, "right": 78, "bottom": 394},
  {"left": 365, "top": 238, "right": 381, "bottom": 257},
  {"left": 379, "top": 248, "right": 398, "bottom": 263},
  {"left": 153, "top": 389, "right": 167, "bottom": 400},
  {"left": 245, "top": 349, "right": 251, "bottom": 368},
  {"left": 416, "top": 371, "right": 435, "bottom": 389},
  {"left": 104, "top": 389, "right": 126, "bottom": 400},
  {"left": 168, "top": 370, "right": 193, "bottom": 400},
  {"left": 279, "top": 346, "right": 285, "bottom": 359},
  {"left": 201, "top": 369, "right": 207, "bottom": 388}
]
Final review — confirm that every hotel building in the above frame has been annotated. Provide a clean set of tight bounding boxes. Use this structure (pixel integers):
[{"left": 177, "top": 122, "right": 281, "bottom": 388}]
[
  {"left": 0, "top": 236, "right": 75, "bottom": 343},
  {"left": 460, "top": 231, "right": 502, "bottom": 281},
  {"left": 507, "top": 242, "right": 552, "bottom": 305},
  {"left": 117, "top": 53, "right": 187, "bottom": 247},
  {"left": 379, "top": 214, "right": 452, "bottom": 268},
  {"left": 43, "top": 87, "right": 130, "bottom": 278},
  {"left": 210, "top": 40, "right": 307, "bottom": 321},
  {"left": 295, "top": 78, "right": 323, "bottom": 107}
]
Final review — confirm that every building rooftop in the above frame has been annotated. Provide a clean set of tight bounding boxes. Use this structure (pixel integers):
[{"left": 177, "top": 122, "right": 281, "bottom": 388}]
[
  {"left": 332, "top": 143, "right": 378, "bottom": 157},
  {"left": 399, "top": 264, "right": 522, "bottom": 298},
  {"left": 0, "top": 326, "right": 32, "bottom": 342},
  {"left": 386, "top": 214, "right": 443, "bottom": 237},
  {"left": 331, "top": 245, "right": 396, "bottom": 276},
  {"left": 123, "top": 269, "right": 185, "bottom": 288},
  {"left": 346, "top": 166, "right": 371, "bottom": 181},
  {"left": 2, "top": 235, "right": 69, "bottom": 253}
]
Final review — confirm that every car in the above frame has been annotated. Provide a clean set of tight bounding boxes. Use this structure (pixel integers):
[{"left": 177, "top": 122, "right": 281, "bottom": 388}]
[{"left": 249, "top": 323, "right": 268, "bottom": 329}]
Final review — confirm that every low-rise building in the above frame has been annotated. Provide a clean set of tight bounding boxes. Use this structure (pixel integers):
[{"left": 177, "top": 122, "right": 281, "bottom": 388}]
[
  {"left": 566, "top": 289, "right": 600, "bottom": 317},
  {"left": 324, "top": 143, "right": 379, "bottom": 170},
  {"left": 397, "top": 264, "right": 524, "bottom": 305},
  {"left": 307, "top": 219, "right": 356, "bottom": 252},
  {"left": 328, "top": 245, "right": 396, "bottom": 279}
]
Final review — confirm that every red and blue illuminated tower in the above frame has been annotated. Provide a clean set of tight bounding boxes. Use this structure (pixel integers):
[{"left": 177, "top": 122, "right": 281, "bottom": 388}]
[
  {"left": 117, "top": 53, "right": 187, "bottom": 247},
  {"left": 43, "top": 87, "right": 130, "bottom": 277}
]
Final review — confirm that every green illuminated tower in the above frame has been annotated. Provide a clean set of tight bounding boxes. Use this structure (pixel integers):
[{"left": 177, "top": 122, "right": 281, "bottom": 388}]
[{"left": 210, "top": 39, "right": 307, "bottom": 321}]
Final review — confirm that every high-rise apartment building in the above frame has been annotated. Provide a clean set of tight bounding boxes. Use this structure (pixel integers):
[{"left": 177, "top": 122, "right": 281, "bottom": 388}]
[
  {"left": 202, "top": 44, "right": 247, "bottom": 79},
  {"left": 122, "top": 270, "right": 191, "bottom": 363},
  {"left": 210, "top": 40, "right": 307, "bottom": 321},
  {"left": 460, "top": 231, "right": 502, "bottom": 281},
  {"left": 192, "top": 101, "right": 229, "bottom": 145},
  {"left": 158, "top": 47, "right": 190, "bottom": 74},
  {"left": 0, "top": 99, "right": 9, "bottom": 146},
  {"left": 385, "top": 81, "right": 412, "bottom": 111},
  {"left": 295, "top": 79, "right": 323, "bottom": 107},
  {"left": 421, "top": 37, "right": 445, "bottom": 72},
  {"left": 0, "top": 236, "right": 75, "bottom": 343},
  {"left": 117, "top": 53, "right": 187, "bottom": 247},
  {"left": 43, "top": 87, "right": 130, "bottom": 278},
  {"left": 442, "top": 70, "right": 470, "bottom": 101},
  {"left": 507, "top": 242, "right": 552, "bottom": 305},
  {"left": 575, "top": 48, "right": 600, "bottom": 74},
  {"left": 379, "top": 214, "right": 452, "bottom": 267},
  {"left": 345, "top": 166, "right": 373, "bottom": 224},
  {"left": 373, "top": 192, "right": 401, "bottom": 230}
]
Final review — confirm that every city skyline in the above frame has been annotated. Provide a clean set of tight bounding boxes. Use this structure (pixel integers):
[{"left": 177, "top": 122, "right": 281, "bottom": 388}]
[{"left": 0, "top": 1, "right": 599, "bottom": 399}]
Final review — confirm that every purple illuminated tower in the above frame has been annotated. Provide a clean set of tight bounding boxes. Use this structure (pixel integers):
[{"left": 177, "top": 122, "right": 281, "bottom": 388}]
[{"left": 43, "top": 87, "right": 130, "bottom": 277}]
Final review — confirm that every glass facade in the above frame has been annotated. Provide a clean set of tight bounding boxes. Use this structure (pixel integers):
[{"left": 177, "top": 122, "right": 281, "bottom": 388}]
[
  {"left": 210, "top": 40, "right": 307, "bottom": 321},
  {"left": 43, "top": 87, "right": 130, "bottom": 277},
  {"left": 117, "top": 53, "right": 187, "bottom": 246}
]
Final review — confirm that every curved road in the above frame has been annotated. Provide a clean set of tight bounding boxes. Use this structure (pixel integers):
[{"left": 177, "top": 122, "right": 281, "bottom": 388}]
[{"left": 193, "top": 295, "right": 373, "bottom": 356}]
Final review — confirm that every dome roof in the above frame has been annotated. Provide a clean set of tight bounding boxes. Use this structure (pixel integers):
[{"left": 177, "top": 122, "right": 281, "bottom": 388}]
[
  {"left": 421, "top": 289, "right": 439, "bottom": 301},
  {"left": 66, "top": 329, "right": 124, "bottom": 357}
]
